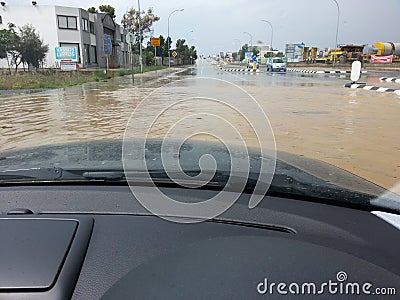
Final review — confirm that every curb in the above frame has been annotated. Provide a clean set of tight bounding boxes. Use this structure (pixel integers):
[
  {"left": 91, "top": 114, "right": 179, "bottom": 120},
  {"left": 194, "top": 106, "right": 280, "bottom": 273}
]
[
  {"left": 380, "top": 77, "right": 400, "bottom": 84},
  {"left": 287, "top": 69, "right": 367, "bottom": 74},
  {"left": 344, "top": 83, "right": 400, "bottom": 93}
]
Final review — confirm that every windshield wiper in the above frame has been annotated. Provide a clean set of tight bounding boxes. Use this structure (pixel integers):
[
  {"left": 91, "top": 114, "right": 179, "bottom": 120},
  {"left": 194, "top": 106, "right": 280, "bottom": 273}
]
[
  {"left": 0, "top": 167, "right": 63, "bottom": 181},
  {"left": 0, "top": 167, "right": 227, "bottom": 188},
  {"left": 0, "top": 167, "right": 124, "bottom": 182}
]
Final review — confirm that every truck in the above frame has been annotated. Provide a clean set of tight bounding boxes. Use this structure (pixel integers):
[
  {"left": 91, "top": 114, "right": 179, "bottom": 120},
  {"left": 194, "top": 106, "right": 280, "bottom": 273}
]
[{"left": 314, "top": 45, "right": 363, "bottom": 64}]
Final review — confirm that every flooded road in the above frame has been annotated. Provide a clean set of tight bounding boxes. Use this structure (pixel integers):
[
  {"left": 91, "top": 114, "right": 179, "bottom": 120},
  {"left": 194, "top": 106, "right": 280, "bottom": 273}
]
[{"left": 1, "top": 61, "right": 400, "bottom": 191}]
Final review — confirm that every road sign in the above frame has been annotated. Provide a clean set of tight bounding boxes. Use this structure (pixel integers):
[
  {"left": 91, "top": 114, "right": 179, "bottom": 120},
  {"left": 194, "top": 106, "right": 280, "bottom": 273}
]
[
  {"left": 126, "top": 33, "right": 134, "bottom": 44},
  {"left": 55, "top": 47, "right": 77, "bottom": 62},
  {"left": 104, "top": 35, "right": 112, "bottom": 55},
  {"left": 244, "top": 52, "right": 253, "bottom": 59},
  {"left": 150, "top": 38, "right": 161, "bottom": 47},
  {"left": 60, "top": 62, "right": 78, "bottom": 71},
  {"left": 172, "top": 51, "right": 177, "bottom": 58},
  {"left": 252, "top": 54, "right": 257, "bottom": 61}
]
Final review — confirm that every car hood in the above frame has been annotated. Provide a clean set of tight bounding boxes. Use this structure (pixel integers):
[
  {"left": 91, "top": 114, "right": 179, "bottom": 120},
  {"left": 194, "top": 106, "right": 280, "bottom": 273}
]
[{"left": 0, "top": 139, "right": 399, "bottom": 211}]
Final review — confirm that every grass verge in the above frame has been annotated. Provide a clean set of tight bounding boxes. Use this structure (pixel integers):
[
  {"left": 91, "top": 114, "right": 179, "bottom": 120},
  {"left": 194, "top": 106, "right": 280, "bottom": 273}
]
[{"left": 0, "top": 66, "right": 167, "bottom": 90}]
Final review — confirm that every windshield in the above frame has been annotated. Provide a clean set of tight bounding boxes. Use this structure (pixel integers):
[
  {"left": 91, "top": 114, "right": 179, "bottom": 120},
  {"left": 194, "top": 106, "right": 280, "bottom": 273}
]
[{"left": 1, "top": 1, "right": 400, "bottom": 215}]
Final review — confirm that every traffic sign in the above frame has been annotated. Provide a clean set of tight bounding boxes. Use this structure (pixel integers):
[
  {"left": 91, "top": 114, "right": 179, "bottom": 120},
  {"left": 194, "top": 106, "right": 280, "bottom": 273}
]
[
  {"left": 150, "top": 38, "right": 161, "bottom": 47},
  {"left": 60, "top": 62, "right": 78, "bottom": 71},
  {"left": 252, "top": 54, "right": 257, "bottom": 61},
  {"left": 104, "top": 35, "right": 112, "bottom": 55},
  {"left": 126, "top": 33, "right": 135, "bottom": 44},
  {"left": 172, "top": 51, "right": 177, "bottom": 58}
]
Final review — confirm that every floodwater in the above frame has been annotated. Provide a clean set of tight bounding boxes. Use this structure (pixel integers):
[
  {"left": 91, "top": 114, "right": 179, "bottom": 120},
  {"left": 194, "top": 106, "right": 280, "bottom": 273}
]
[{"left": 1, "top": 61, "right": 400, "bottom": 191}]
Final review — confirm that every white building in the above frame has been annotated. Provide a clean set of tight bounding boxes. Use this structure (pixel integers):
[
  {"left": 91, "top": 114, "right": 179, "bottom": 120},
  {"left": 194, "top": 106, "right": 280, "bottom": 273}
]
[{"left": 0, "top": 4, "right": 130, "bottom": 69}]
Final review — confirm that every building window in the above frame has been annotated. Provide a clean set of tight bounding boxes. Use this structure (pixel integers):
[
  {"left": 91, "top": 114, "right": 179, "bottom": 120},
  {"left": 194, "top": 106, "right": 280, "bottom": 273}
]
[
  {"left": 0, "top": 16, "right": 3, "bottom": 25},
  {"left": 57, "top": 15, "right": 77, "bottom": 30},
  {"left": 89, "top": 21, "right": 95, "bottom": 34},
  {"left": 82, "top": 18, "right": 89, "bottom": 32}
]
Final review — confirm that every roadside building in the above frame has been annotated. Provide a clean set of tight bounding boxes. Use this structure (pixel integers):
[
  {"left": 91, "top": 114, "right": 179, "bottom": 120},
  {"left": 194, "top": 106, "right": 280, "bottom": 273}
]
[{"left": 0, "top": 4, "right": 130, "bottom": 69}]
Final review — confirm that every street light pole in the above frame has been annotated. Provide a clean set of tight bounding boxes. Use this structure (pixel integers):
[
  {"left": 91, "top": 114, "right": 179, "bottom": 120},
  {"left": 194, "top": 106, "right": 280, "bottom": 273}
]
[
  {"left": 186, "top": 30, "right": 194, "bottom": 42},
  {"left": 260, "top": 20, "right": 273, "bottom": 51},
  {"left": 137, "top": 0, "right": 143, "bottom": 73},
  {"left": 243, "top": 32, "right": 252, "bottom": 51},
  {"left": 332, "top": 0, "right": 340, "bottom": 67},
  {"left": 168, "top": 8, "right": 184, "bottom": 68}
]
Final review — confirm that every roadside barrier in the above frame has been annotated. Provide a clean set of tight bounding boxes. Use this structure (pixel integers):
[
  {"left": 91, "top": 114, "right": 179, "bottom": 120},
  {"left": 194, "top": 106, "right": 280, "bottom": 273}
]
[
  {"left": 287, "top": 69, "right": 367, "bottom": 74},
  {"left": 222, "top": 68, "right": 260, "bottom": 73},
  {"left": 344, "top": 83, "right": 400, "bottom": 94},
  {"left": 380, "top": 77, "right": 400, "bottom": 84}
]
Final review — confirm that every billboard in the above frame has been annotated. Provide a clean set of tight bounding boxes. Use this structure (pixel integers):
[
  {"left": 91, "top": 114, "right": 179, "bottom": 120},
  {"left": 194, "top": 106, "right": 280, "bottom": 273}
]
[
  {"left": 370, "top": 55, "right": 393, "bottom": 63},
  {"left": 55, "top": 47, "right": 78, "bottom": 62}
]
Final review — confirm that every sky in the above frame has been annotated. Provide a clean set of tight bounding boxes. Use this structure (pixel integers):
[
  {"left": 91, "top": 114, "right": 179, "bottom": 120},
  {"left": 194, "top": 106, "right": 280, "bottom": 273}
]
[{"left": 3, "top": 0, "right": 400, "bottom": 55}]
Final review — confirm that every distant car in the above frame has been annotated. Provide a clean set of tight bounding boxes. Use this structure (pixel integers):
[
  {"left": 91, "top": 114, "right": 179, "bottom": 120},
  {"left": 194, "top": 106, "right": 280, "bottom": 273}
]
[
  {"left": 267, "top": 58, "right": 286, "bottom": 72},
  {"left": 247, "top": 60, "right": 259, "bottom": 69}
]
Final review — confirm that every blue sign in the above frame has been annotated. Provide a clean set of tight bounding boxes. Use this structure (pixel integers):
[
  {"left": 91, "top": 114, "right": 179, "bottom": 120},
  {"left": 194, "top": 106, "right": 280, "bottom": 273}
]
[
  {"left": 104, "top": 35, "right": 112, "bottom": 55},
  {"left": 252, "top": 54, "right": 257, "bottom": 61},
  {"left": 244, "top": 52, "right": 253, "bottom": 59},
  {"left": 55, "top": 47, "right": 77, "bottom": 61}
]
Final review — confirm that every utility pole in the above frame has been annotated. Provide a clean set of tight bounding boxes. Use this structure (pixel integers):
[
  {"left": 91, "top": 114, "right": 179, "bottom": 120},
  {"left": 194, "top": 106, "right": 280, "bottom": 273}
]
[
  {"left": 138, "top": 0, "right": 143, "bottom": 73},
  {"left": 332, "top": 0, "right": 340, "bottom": 67}
]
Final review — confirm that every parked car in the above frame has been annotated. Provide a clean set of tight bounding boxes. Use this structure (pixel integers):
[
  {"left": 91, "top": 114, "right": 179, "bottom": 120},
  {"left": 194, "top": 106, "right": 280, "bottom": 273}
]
[{"left": 267, "top": 58, "right": 286, "bottom": 72}]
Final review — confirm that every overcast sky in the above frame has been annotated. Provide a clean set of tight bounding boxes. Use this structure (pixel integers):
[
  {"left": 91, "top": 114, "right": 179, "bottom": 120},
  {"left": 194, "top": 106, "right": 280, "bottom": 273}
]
[{"left": 5, "top": 0, "right": 400, "bottom": 55}]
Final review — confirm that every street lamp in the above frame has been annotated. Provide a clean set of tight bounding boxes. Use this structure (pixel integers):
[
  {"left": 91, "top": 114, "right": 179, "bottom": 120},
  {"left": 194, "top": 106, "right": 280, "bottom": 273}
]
[
  {"left": 168, "top": 8, "right": 184, "bottom": 68},
  {"left": 243, "top": 32, "right": 252, "bottom": 51},
  {"left": 260, "top": 20, "right": 273, "bottom": 51},
  {"left": 332, "top": 0, "right": 340, "bottom": 67}
]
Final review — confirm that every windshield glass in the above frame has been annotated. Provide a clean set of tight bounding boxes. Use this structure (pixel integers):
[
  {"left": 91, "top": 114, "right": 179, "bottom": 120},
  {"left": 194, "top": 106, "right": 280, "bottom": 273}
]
[{"left": 1, "top": 0, "right": 400, "bottom": 214}]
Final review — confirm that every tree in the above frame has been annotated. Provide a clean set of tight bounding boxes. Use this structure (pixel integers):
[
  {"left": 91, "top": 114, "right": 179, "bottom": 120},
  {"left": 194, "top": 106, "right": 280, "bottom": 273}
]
[
  {"left": 251, "top": 46, "right": 259, "bottom": 56},
  {"left": 87, "top": 7, "right": 98, "bottom": 13},
  {"left": 121, "top": 7, "right": 160, "bottom": 45},
  {"left": 189, "top": 46, "right": 198, "bottom": 61},
  {"left": 17, "top": 25, "right": 49, "bottom": 70},
  {"left": 0, "top": 23, "right": 20, "bottom": 71},
  {"left": 144, "top": 51, "right": 154, "bottom": 65},
  {"left": 175, "top": 39, "right": 189, "bottom": 57},
  {"left": 238, "top": 44, "right": 248, "bottom": 61},
  {"left": 99, "top": 5, "right": 116, "bottom": 19},
  {"left": 161, "top": 36, "right": 172, "bottom": 58}
]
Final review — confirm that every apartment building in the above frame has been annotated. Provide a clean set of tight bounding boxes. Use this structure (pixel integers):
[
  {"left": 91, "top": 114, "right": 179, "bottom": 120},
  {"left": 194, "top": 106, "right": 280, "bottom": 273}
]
[{"left": 0, "top": 4, "right": 130, "bottom": 68}]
